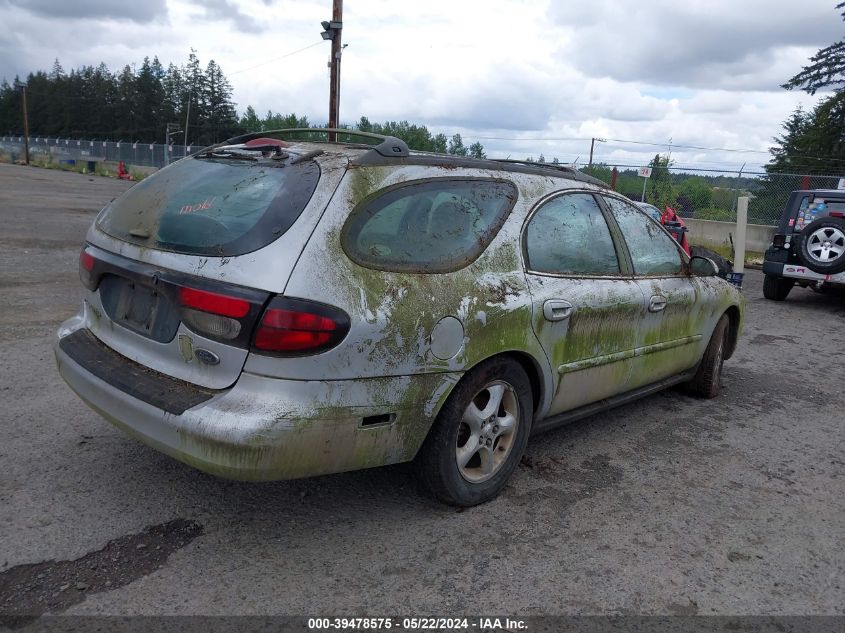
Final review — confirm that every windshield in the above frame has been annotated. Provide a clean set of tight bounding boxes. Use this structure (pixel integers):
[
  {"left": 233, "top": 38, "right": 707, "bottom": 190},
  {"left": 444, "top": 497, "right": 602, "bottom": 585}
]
[{"left": 96, "top": 155, "right": 320, "bottom": 256}]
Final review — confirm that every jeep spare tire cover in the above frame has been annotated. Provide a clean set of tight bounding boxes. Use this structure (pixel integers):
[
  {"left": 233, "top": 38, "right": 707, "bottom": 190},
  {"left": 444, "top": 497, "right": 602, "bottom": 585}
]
[{"left": 797, "top": 216, "right": 845, "bottom": 274}]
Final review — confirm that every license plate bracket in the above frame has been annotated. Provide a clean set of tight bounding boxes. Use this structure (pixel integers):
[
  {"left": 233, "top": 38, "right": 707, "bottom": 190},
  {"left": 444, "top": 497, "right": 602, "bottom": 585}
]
[
  {"left": 98, "top": 274, "right": 181, "bottom": 342},
  {"left": 117, "top": 281, "right": 162, "bottom": 333}
]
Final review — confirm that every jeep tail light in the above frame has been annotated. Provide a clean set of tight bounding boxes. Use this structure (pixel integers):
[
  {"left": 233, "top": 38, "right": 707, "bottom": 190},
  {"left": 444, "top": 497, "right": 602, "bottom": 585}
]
[
  {"left": 178, "top": 286, "right": 251, "bottom": 340},
  {"left": 79, "top": 248, "right": 97, "bottom": 290},
  {"left": 253, "top": 297, "right": 350, "bottom": 356}
]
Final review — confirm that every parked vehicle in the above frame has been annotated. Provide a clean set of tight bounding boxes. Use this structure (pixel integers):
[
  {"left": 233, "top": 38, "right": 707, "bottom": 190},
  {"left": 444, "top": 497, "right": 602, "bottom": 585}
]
[
  {"left": 55, "top": 130, "right": 745, "bottom": 506},
  {"left": 762, "top": 189, "right": 845, "bottom": 300},
  {"left": 635, "top": 202, "right": 733, "bottom": 278}
]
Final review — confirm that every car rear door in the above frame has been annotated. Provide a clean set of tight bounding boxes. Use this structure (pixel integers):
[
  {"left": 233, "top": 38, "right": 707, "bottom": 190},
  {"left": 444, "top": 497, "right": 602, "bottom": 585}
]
[
  {"left": 523, "top": 191, "right": 646, "bottom": 415},
  {"left": 601, "top": 195, "right": 704, "bottom": 388}
]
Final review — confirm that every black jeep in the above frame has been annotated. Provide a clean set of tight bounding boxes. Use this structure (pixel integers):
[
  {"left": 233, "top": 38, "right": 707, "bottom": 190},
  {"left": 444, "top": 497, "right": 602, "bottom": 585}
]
[{"left": 762, "top": 189, "right": 845, "bottom": 300}]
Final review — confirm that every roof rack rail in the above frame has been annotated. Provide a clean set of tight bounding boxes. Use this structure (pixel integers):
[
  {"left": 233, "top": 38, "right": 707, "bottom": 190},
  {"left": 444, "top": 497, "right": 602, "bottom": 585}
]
[
  {"left": 220, "top": 128, "right": 409, "bottom": 157},
  {"left": 489, "top": 158, "right": 579, "bottom": 175}
]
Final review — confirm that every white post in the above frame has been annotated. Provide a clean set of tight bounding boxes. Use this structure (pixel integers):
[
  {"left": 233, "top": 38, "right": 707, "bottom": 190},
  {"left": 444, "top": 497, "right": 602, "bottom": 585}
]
[{"left": 734, "top": 196, "right": 748, "bottom": 275}]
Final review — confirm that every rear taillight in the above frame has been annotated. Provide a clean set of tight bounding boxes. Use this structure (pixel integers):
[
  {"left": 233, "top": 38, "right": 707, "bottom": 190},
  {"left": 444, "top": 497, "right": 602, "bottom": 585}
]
[
  {"left": 830, "top": 211, "right": 844, "bottom": 218},
  {"left": 178, "top": 287, "right": 250, "bottom": 318},
  {"left": 177, "top": 286, "right": 253, "bottom": 341},
  {"left": 252, "top": 297, "right": 350, "bottom": 356},
  {"left": 79, "top": 248, "right": 97, "bottom": 290}
]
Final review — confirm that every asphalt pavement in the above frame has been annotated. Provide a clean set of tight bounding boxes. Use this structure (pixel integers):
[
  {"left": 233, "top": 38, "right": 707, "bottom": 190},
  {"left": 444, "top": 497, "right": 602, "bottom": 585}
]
[{"left": 0, "top": 163, "right": 842, "bottom": 620}]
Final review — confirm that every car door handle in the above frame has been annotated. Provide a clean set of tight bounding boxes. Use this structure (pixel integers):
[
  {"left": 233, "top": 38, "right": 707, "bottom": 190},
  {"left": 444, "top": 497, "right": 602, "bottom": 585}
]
[
  {"left": 543, "top": 300, "right": 574, "bottom": 322},
  {"left": 648, "top": 295, "right": 667, "bottom": 312}
]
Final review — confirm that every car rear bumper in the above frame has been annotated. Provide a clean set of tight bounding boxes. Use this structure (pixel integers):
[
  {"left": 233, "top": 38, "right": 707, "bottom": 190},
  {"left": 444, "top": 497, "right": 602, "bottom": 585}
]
[
  {"left": 55, "top": 318, "right": 459, "bottom": 481},
  {"left": 763, "top": 260, "right": 845, "bottom": 284}
]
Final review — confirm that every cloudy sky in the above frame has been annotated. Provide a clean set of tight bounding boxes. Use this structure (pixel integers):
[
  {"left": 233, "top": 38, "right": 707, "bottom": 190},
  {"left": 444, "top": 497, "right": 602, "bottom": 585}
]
[{"left": 0, "top": 0, "right": 841, "bottom": 171}]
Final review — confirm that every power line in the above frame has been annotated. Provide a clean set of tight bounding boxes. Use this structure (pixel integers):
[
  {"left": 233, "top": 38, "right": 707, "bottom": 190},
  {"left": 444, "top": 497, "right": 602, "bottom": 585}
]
[
  {"left": 465, "top": 133, "right": 845, "bottom": 166},
  {"left": 229, "top": 41, "right": 324, "bottom": 76},
  {"left": 604, "top": 137, "right": 771, "bottom": 155},
  {"left": 465, "top": 134, "right": 771, "bottom": 154},
  {"left": 469, "top": 135, "right": 592, "bottom": 142}
]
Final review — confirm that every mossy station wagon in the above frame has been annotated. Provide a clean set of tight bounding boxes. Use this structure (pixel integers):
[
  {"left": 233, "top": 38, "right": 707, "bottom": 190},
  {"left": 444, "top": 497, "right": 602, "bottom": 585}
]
[{"left": 55, "top": 130, "right": 744, "bottom": 506}]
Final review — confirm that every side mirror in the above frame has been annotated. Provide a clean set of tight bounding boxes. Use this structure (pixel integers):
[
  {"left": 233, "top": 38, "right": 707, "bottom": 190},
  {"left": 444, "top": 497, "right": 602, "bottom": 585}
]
[{"left": 689, "top": 255, "right": 718, "bottom": 277}]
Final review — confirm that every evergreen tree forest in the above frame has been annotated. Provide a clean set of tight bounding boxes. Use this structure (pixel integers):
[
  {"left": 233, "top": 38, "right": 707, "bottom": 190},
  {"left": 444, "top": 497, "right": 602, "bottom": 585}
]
[
  {"left": 0, "top": 53, "right": 240, "bottom": 146},
  {"left": 0, "top": 53, "right": 485, "bottom": 157}
]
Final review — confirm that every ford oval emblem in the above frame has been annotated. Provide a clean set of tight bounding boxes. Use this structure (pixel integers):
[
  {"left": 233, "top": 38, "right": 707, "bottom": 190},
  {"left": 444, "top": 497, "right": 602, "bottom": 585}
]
[{"left": 194, "top": 348, "right": 220, "bottom": 365}]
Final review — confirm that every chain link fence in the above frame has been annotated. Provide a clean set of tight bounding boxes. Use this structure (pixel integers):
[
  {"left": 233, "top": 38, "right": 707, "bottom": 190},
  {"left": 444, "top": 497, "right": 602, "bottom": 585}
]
[
  {"left": 0, "top": 136, "right": 199, "bottom": 170},
  {"left": 581, "top": 165, "right": 843, "bottom": 226},
  {"left": 3, "top": 136, "right": 843, "bottom": 226}
]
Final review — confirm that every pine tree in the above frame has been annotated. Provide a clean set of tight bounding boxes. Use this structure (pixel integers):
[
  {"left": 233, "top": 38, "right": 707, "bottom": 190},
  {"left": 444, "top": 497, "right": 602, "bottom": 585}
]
[
  {"left": 240, "top": 105, "right": 261, "bottom": 132},
  {"left": 468, "top": 142, "right": 485, "bottom": 159},
  {"left": 768, "top": 3, "right": 845, "bottom": 177},
  {"left": 448, "top": 133, "right": 468, "bottom": 156},
  {"left": 782, "top": 2, "right": 845, "bottom": 94}
]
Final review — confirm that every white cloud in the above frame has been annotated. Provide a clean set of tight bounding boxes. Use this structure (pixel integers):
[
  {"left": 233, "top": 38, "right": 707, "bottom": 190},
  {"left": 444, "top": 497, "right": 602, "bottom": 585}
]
[{"left": 0, "top": 0, "right": 838, "bottom": 170}]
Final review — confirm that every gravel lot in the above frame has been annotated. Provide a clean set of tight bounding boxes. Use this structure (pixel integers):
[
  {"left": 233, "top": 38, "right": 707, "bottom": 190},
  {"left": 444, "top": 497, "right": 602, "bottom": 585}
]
[{"left": 0, "top": 163, "right": 842, "bottom": 619}]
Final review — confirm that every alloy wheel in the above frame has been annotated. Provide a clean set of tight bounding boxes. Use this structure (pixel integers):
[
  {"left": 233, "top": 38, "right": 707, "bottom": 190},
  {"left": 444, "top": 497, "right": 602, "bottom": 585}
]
[
  {"left": 455, "top": 381, "right": 520, "bottom": 483},
  {"left": 807, "top": 226, "right": 845, "bottom": 263}
]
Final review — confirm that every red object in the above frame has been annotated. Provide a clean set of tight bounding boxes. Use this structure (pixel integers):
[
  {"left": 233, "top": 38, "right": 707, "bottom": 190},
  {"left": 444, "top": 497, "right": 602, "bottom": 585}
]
[
  {"left": 254, "top": 307, "right": 338, "bottom": 352},
  {"left": 78, "top": 249, "right": 97, "bottom": 289},
  {"left": 245, "top": 138, "right": 289, "bottom": 148},
  {"left": 117, "top": 161, "right": 133, "bottom": 180},
  {"left": 79, "top": 250, "right": 95, "bottom": 272},
  {"left": 178, "top": 287, "right": 250, "bottom": 318},
  {"left": 660, "top": 206, "right": 691, "bottom": 256}
]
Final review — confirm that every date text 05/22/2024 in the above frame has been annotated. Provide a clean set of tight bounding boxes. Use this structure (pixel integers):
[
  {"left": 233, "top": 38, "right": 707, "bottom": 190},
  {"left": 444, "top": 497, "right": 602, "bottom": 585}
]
[{"left": 307, "top": 617, "right": 528, "bottom": 631}]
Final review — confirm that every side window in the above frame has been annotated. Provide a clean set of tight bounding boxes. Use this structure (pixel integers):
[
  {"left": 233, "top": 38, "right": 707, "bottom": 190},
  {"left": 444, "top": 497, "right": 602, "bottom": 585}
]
[
  {"left": 525, "top": 193, "right": 620, "bottom": 275},
  {"left": 604, "top": 196, "right": 684, "bottom": 276},
  {"left": 342, "top": 179, "right": 517, "bottom": 273}
]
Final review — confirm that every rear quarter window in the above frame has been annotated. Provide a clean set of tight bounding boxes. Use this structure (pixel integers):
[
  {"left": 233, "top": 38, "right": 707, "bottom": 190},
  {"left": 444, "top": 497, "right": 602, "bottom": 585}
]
[
  {"left": 341, "top": 178, "right": 517, "bottom": 273},
  {"left": 96, "top": 156, "right": 320, "bottom": 256}
]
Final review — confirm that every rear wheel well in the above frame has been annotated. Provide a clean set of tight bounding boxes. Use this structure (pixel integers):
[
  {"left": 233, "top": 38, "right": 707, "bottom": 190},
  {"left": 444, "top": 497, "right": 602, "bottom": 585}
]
[
  {"left": 496, "top": 351, "right": 543, "bottom": 418},
  {"left": 724, "top": 306, "right": 740, "bottom": 360}
]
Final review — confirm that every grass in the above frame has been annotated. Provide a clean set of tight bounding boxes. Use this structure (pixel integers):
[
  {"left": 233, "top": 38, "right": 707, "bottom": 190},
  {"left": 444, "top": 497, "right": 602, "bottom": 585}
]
[{"left": 0, "top": 152, "right": 147, "bottom": 181}]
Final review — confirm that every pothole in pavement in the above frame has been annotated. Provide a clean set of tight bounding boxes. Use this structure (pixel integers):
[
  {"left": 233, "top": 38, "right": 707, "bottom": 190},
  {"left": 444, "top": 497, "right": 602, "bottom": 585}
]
[{"left": 0, "top": 518, "right": 203, "bottom": 627}]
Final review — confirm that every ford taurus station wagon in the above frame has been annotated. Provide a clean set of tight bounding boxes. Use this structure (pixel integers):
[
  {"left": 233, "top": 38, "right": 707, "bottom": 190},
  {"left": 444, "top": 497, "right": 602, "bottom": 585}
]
[{"left": 55, "top": 130, "right": 745, "bottom": 506}]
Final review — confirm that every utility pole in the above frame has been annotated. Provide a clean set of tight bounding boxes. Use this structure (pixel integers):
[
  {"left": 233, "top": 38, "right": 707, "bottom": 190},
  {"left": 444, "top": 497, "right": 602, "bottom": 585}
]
[
  {"left": 184, "top": 94, "right": 191, "bottom": 148},
  {"left": 588, "top": 137, "right": 604, "bottom": 170},
  {"left": 166, "top": 122, "right": 182, "bottom": 166},
  {"left": 321, "top": 0, "right": 343, "bottom": 141},
  {"left": 15, "top": 82, "right": 30, "bottom": 165}
]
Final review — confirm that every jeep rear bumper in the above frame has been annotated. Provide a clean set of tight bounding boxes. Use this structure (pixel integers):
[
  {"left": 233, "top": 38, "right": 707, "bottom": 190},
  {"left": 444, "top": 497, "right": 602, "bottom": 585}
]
[{"left": 763, "top": 260, "right": 845, "bottom": 284}]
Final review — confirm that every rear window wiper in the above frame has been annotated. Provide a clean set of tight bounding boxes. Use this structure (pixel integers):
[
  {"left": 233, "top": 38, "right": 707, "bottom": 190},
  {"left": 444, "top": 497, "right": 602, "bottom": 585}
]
[
  {"left": 195, "top": 145, "right": 291, "bottom": 162},
  {"left": 195, "top": 148, "right": 260, "bottom": 161}
]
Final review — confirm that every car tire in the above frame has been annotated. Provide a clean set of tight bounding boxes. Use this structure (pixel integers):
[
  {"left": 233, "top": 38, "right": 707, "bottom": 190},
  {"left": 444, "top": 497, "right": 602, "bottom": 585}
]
[
  {"left": 689, "top": 245, "right": 732, "bottom": 277},
  {"left": 763, "top": 274, "right": 794, "bottom": 301},
  {"left": 414, "top": 357, "right": 533, "bottom": 507},
  {"left": 797, "top": 216, "right": 845, "bottom": 274},
  {"left": 686, "top": 314, "right": 729, "bottom": 399}
]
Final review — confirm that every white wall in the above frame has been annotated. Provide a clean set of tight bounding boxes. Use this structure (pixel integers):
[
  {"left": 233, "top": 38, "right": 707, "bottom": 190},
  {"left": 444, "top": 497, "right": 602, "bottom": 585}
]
[{"left": 685, "top": 218, "right": 775, "bottom": 253}]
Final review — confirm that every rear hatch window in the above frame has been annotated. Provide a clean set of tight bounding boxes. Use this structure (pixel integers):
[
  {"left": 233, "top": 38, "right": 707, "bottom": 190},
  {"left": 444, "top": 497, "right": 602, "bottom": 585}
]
[
  {"left": 96, "top": 149, "right": 320, "bottom": 256},
  {"left": 792, "top": 195, "right": 845, "bottom": 232}
]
